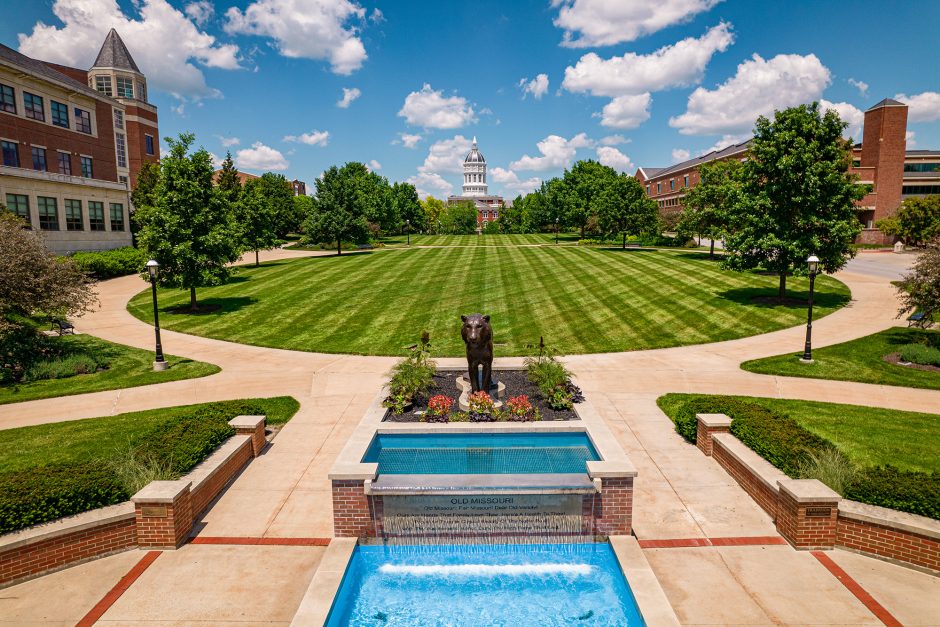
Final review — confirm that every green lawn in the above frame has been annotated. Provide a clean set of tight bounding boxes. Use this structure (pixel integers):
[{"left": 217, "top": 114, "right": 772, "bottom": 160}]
[
  {"left": 128, "top": 246, "right": 849, "bottom": 357},
  {"left": 657, "top": 393, "right": 939, "bottom": 474},
  {"left": 0, "top": 334, "right": 220, "bottom": 405},
  {"left": 741, "top": 327, "right": 940, "bottom": 390}
]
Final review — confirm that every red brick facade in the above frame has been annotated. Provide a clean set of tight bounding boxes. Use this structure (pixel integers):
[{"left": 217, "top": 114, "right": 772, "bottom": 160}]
[
  {"left": 712, "top": 438, "right": 780, "bottom": 518},
  {"left": 584, "top": 476, "right": 633, "bottom": 536},
  {"left": 190, "top": 438, "right": 253, "bottom": 515},
  {"left": 837, "top": 516, "right": 940, "bottom": 573},
  {"left": 775, "top": 488, "right": 839, "bottom": 550},
  {"left": 135, "top": 486, "right": 194, "bottom": 549},
  {"left": 332, "top": 480, "right": 378, "bottom": 538}
]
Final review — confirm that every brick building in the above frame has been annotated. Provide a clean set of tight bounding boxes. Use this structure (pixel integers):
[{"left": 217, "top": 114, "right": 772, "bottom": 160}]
[
  {"left": 446, "top": 137, "right": 504, "bottom": 227},
  {"left": 0, "top": 29, "right": 158, "bottom": 254},
  {"left": 635, "top": 99, "right": 939, "bottom": 245}
]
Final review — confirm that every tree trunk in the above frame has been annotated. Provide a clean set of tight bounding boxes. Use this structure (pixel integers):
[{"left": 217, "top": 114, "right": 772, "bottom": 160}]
[
  {"left": 709, "top": 239, "right": 715, "bottom": 258},
  {"left": 255, "top": 249, "right": 260, "bottom": 267},
  {"left": 337, "top": 240, "right": 342, "bottom": 256},
  {"left": 778, "top": 272, "right": 787, "bottom": 299},
  {"left": 622, "top": 232, "right": 626, "bottom": 249},
  {"left": 190, "top": 286, "right": 197, "bottom": 311},
  {"left": 580, "top": 223, "right": 585, "bottom": 239}
]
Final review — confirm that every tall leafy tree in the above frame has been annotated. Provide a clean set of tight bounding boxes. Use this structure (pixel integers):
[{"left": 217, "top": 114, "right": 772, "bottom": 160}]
[
  {"left": 216, "top": 151, "right": 242, "bottom": 204},
  {"left": 134, "top": 132, "right": 241, "bottom": 310},
  {"left": 876, "top": 195, "right": 940, "bottom": 247},
  {"left": 392, "top": 182, "right": 425, "bottom": 232},
  {"left": 421, "top": 196, "right": 447, "bottom": 232},
  {"left": 595, "top": 175, "right": 659, "bottom": 248},
  {"left": 257, "top": 173, "right": 299, "bottom": 238},
  {"left": 722, "top": 103, "right": 865, "bottom": 298},
  {"left": 441, "top": 201, "right": 478, "bottom": 234},
  {"left": 303, "top": 162, "right": 374, "bottom": 255},
  {"left": 236, "top": 179, "right": 279, "bottom": 266},
  {"left": 897, "top": 239, "right": 940, "bottom": 322},
  {"left": 561, "top": 160, "right": 618, "bottom": 238},
  {"left": 679, "top": 159, "right": 742, "bottom": 257},
  {"left": 131, "top": 161, "right": 160, "bottom": 210}
]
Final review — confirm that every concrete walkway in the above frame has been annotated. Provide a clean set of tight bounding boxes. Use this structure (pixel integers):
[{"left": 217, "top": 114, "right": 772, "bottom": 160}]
[{"left": 2, "top": 248, "right": 938, "bottom": 625}]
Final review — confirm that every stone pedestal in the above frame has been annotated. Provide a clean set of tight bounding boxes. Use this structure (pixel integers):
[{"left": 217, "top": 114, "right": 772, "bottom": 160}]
[
  {"left": 775, "top": 479, "right": 840, "bottom": 550},
  {"left": 696, "top": 413, "right": 733, "bottom": 456},
  {"left": 456, "top": 375, "right": 506, "bottom": 411},
  {"left": 228, "top": 415, "right": 267, "bottom": 457},
  {"left": 153, "top": 360, "right": 168, "bottom": 371},
  {"left": 132, "top": 480, "right": 193, "bottom": 549}
]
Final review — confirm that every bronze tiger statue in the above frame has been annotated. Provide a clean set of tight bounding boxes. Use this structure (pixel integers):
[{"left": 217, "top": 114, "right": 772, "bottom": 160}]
[{"left": 461, "top": 314, "right": 493, "bottom": 394}]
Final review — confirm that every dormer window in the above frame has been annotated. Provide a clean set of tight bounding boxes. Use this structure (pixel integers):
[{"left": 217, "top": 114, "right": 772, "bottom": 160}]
[
  {"left": 95, "top": 76, "right": 112, "bottom": 96},
  {"left": 116, "top": 77, "right": 134, "bottom": 99}
]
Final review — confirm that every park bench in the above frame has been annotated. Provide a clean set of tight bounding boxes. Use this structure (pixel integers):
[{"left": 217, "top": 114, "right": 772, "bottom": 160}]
[
  {"left": 50, "top": 318, "right": 75, "bottom": 335},
  {"left": 907, "top": 312, "right": 934, "bottom": 328},
  {"left": 624, "top": 242, "right": 642, "bottom": 248},
  {"left": 357, "top": 244, "right": 374, "bottom": 250}
]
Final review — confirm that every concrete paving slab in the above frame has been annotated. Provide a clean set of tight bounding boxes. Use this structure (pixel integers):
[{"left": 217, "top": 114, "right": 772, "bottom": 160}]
[{"left": 264, "top": 489, "right": 335, "bottom": 538}]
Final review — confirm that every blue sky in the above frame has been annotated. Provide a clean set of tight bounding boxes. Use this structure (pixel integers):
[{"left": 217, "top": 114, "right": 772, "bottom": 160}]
[{"left": 3, "top": 0, "right": 939, "bottom": 198}]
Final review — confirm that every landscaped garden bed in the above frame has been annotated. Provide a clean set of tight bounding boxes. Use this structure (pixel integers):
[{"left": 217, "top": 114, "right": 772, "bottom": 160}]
[
  {"left": 657, "top": 393, "right": 940, "bottom": 520},
  {"left": 0, "top": 397, "right": 298, "bottom": 534}
]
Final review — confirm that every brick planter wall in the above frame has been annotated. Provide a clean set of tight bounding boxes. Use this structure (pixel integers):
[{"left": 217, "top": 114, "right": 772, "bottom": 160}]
[
  {"left": 587, "top": 477, "right": 634, "bottom": 536},
  {"left": 190, "top": 437, "right": 253, "bottom": 515},
  {"left": 775, "top": 481, "right": 840, "bottom": 550},
  {"left": 712, "top": 434, "right": 786, "bottom": 519},
  {"left": 332, "top": 480, "right": 378, "bottom": 538}
]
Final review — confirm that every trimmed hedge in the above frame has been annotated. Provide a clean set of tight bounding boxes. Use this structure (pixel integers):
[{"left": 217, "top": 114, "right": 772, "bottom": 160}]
[
  {"left": 658, "top": 394, "right": 940, "bottom": 520},
  {"left": 71, "top": 247, "right": 147, "bottom": 279}
]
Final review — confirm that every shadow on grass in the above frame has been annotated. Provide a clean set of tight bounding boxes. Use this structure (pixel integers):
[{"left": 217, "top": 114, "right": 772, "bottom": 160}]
[
  {"left": 668, "top": 250, "right": 727, "bottom": 262},
  {"left": 162, "top": 296, "right": 257, "bottom": 316},
  {"left": 883, "top": 327, "right": 940, "bottom": 349},
  {"left": 718, "top": 287, "right": 851, "bottom": 310},
  {"left": 596, "top": 246, "right": 658, "bottom": 253}
]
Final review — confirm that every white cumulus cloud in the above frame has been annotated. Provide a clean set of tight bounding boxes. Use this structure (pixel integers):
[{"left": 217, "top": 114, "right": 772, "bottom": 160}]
[
  {"left": 553, "top": 0, "right": 724, "bottom": 48},
  {"left": 906, "top": 131, "right": 916, "bottom": 148},
  {"left": 671, "top": 148, "right": 690, "bottom": 163},
  {"left": 396, "top": 133, "right": 423, "bottom": 149},
  {"left": 236, "top": 142, "right": 289, "bottom": 171},
  {"left": 419, "top": 135, "right": 473, "bottom": 175},
  {"left": 490, "top": 167, "right": 542, "bottom": 195},
  {"left": 407, "top": 172, "right": 454, "bottom": 199},
  {"left": 698, "top": 134, "right": 750, "bottom": 156},
  {"left": 225, "top": 0, "right": 367, "bottom": 75},
  {"left": 399, "top": 84, "right": 477, "bottom": 129},
  {"left": 600, "top": 134, "right": 629, "bottom": 146},
  {"left": 184, "top": 0, "right": 213, "bottom": 25},
  {"left": 367, "top": 159, "right": 382, "bottom": 171},
  {"left": 283, "top": 130, "right": 330, "bottom": 146},
  {"left": 217, "top": 135, "right": 240, "bottom": 147},
  {"left": 337, "top": 87, "right": 361, "bottom": 108},
  {"left": 847, "top": 78, "right": 868, "bottom": 97},
  {"left": 895, "top": 92, "right": 940, "bottom": 123},
  {"left": 596, "top": 146, "right": 634, "bottom": 173},
  {"left": 510, "top": 133, "right": 594, "bottom": 171},
  {"left": 669, "top": 53, "right": 832, "bottom": 136},
  {"left": 519, "top": 74, "right": 549, "bottom": 99},
  {"left": 819, "top": 99, "right": 864, "bottom": 139},
  {"left": 562, "top": 23, "right": 734, "bottom": 97},
  {"left": 597, "top": 94, "right": 651, "bottom": 129},
  {"left": 18, "top": 0, "right": 240, "bottom": 100}
]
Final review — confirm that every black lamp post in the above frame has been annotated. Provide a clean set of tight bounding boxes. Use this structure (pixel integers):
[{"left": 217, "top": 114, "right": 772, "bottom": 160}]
[
  {"left": 800, "top": 254, "right": 820, "bottom": 363},
  {"left": 555, "top": 217, "right": 560, "bottom": 245},
  {"left": 146, "top": 260, "right": 167, "bottom": 371},
  {"left": 406, "top": 219, "right": 410, "bottom": 246}
]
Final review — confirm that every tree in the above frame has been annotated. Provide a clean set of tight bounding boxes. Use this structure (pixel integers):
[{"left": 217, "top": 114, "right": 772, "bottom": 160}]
[
  {"left": 131, "top": 161, "right": 160, "bottom": 210},
  {"left": 421, "top": 196, "right": 447, "bottom": 232},
  {"left": 561, "top": 160, "right": 618, "bottom": 238},
  {"left": 236, "top": 179, "right": 279, "bottom": 266},
  {"left": 216, "top": 151, "right": 242, "bottom": 204},
  {"left": 497, "top": 198, "right": 526, "bottom": 233},
  {"left": 134, "top": 132, "right": 241, "bottom": 310},
  {"left": 0, "top": 211, "right": 96, "bottom": 380},
  {"left": 722, "top": 103, "right": 866, "bottom": 298},
  {"left": 876, "top": 195, "right": 940, "bottom": 247},
  {"left": 392, "top": 182, "right": 425, "bottom": 233},
  {"left": 595, "top": 175, "right": 659, "bottom": 248},
  {"left": 440, "top": 201, "right": 478, "bottom": 234},
  {"left": 293, "top": 194, "right": 314, "bottom": 233},
  {"left": 256, "top": 173, "right": 299, "bottom": 238},
  {"left": 679, "top": 159, "right": 741, "bottom": 257},
  {"left": 897, "top": 239, "right": 940, "bottom": 322},
  {"left": 303, "top": 162, "right": 374, "bottom": 255}
]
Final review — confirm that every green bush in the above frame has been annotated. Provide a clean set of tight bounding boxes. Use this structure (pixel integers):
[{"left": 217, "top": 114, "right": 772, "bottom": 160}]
[
  {"left": 23, "top": 351, "right": 108, "bottom": 381},
  {"left": 71, "top": 247, "right": 147, "bottom": 279},
  {"left": 0, "top": 461, "right": 126, "bottom": 533},
  {"left": 898, "top": 343, "right": 940, "bottom": 367},
  {"left": 135, "top": 409, "right": 235, "bottom": 474},
  {"left": 846, "top": 466, "right": 940, "bottom": 520}
]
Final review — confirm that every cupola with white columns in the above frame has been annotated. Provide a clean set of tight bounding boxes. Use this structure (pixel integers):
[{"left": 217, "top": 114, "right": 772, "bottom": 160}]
[{"left": 462, "top": 136, "right": 488, "bottom": 196}]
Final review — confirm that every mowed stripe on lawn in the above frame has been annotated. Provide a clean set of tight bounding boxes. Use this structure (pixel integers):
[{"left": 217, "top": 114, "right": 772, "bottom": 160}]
[{"left": 127, "top": 246, "right": 850, "bottom": 356}]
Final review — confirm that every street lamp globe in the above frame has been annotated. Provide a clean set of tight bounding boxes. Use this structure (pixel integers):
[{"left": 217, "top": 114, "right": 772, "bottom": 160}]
[
  {"left": 146, "top": 259, "right": 160, "bottom": 280},
  {"left": 806, "top": 254, "right": 820, "bottom": 275}
]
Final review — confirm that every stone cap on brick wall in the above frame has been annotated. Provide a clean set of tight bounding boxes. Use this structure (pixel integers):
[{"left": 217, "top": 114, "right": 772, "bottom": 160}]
[
  {"left": 132, "top": 480, "right": 192, "bottom": 504},
  {"left": 778, "top": 479, "right": 841, "bottom": 504},
  {"left": 228, "top": 415, "right": 265, "bottom": 430},
  {"left": 696, "top": 413, "right": 733, "bottom": 428},
  {"left": 586, "top": 460, "right": 638, "bottom": 478},
  {"left": 839, "top": 499, "right": 940, "bottom": 541},
  {"left": 0, "top": 502, "right": 134, "bottom": 552},
  {"left": 712, "top": 433, "right": 788, "bottom": 492}
]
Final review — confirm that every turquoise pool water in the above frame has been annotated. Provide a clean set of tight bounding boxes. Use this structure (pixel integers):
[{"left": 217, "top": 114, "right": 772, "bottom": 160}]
[
  {"left": 326, "top": 543, "right": 645, "bottom": 626},
  {"left": 362, "top": 432, "right": 600, "bottom": 475}
]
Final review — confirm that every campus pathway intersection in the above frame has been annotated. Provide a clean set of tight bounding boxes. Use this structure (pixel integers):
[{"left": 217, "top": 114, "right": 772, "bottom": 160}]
[{"left": 1, "top": 247, "right": 938, "bottom": 625}]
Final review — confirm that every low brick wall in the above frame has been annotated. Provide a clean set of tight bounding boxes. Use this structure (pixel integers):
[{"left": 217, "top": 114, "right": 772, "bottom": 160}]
[
  {"left": 837, "top": 500, "right": 940, "bottom": 573},
  {"left": 0, "top": 504, "right": 136, "bottom": 588},
  {"left": 332, "top": 480, "right": 378, "bottom": 538},
  {"left": 0, "top": 415, "right": 267, "bottom": 587},
  {"left": 588, "top": 477, "right": 634, "bottom": 536},
  {"left": 711, "top": 433, "right": 787, "bottom": 519}
]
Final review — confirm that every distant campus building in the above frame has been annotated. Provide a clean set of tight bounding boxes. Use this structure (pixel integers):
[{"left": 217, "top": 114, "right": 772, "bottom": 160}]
[
  {"left": 635, "top": 99, "right": 940, "bottom": 245},
  {"left": 447, "top": 137, "right": 504, "bottom": 226},
  {"left": 0, "top": 29, "right": 159, "bottom": 253},
  {"left": 211, "top": 170, "right": 307, "bottom": 197}
]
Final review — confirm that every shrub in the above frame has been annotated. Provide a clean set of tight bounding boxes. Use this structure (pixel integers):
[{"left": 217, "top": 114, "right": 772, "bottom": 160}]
[
  {"left": 108, "top": 447, "right": 177, "bottom": 495},
  {"left": 0, "top": 321, "right": 46, "bottom": 383},
  {"left": 71, "top": 247, "right": 147, "bottom": 279},
  {"left": 23, "top": 351, "right": 108, "bottom": 381},
  {"left": 468, "top": 391, "right": 496, "bottom": 422},
  {"left": 423, "top": 394, "right": 454, "bottom": 423},
  {"left": 524, "top": 341, "right": 577, "bottom": 409},
  {"left": 504, "top": 395, "right": 541, "bottom": 422},
  {"left": 846, "top": 466, "right": 940, "bottom": 520},
  {"left": 384, "top": 332, "right": 436, "bottom": 411},
  {"left": 898, "top": 343, "right": 940, "bottom": 367},
  {"left": 134, "top": 407, "right": 235, "bottom": 474},
  {"left": 797, "top": 448, "right": 857, "bottom": 495}
]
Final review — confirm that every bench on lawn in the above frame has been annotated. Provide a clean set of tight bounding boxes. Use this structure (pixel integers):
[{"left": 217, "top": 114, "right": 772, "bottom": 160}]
[
  {"left": 908, "top": 312, "right": 934, "bottom": 328},
  {"left": 50, "top": 318, "right": 75, "bottom": 335},
  {"left": 357, "top": 244, "right": 374, "bottom": 250},
  {"left": 624, "top": 242, "right": 642, "bottom": 248}
]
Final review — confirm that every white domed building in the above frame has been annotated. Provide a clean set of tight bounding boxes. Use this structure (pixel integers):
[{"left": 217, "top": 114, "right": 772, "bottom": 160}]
[{"left": 447, "top": 137, "right": 504, "bottom": 227}]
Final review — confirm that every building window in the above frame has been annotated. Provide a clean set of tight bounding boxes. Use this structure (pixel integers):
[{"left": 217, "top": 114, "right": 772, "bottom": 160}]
[
  {"left": 5, "top": 194, "right": 30, "bottom": 226},
  {"left": 57, "top": 151, "right": 71, "bottom": 175},
  {"left": 113, "top": 109, "right": 124, "bottom": 129},
  {"left": 1, "top": 140, "right": 18, "bottom": 167},
  {"left": 31, "top": 146, "right": 47, "bottom": 171},
  {"left": 656, "top": 183, "right": 661, "bottom": 194},
  {"left": 51, "top": 101, "right": 69, "bottom": 128},
  {"left": 74, "top": 108, "right": 92, "bottom": 134},
  {"left": 116, "top": 77, "right": 134, "bottom": 99},
  {"left": 109, "top": 203, "right": 125, "bottom": 231},
  {"left": 88, "top": 201, "right": 105, "bottom": 231},
  {"left": 645, "top": 184, "right": 650, "bottom": 195},
  {"left": 38, "top": 196, "right": 58, "bottom": 230},
  {"left": 852, "top": 159, "right": 861, "bottom": 168},
  {"left": 24, "top": 92, "right": 44, "bottom": 121},
  {"left": 145, "top": 134, "right": 154, "bottom": 155},
  {"left": 904, "top": 162, "right": 940, "bottom": 173},
  {"left": 902, "top": 185, "right": 940, "bottom": 195},
  {"left": 80, "top": 156, "right": 93, "bottom": 178},
  {"left": 119, "top": 175, "right": 128, "bottom": 185},
  {"left": 683, "top": 175, "right": 689, "bottom": 188},
  {"left": 670, "top": 179, "right": 675, "bottom": 191},
  {"left": 65, "top": 199, "right": 83, "bottom": 231},
  {"left": 95, "top": 75, "right": 113, "bottom": 96},
  {"left": 115, "top": 133, "right": 127, "bottom": 168},
  {"left": 0, "top": 83, "right": 15, "bottom": 113},
  {"left": 137, "top": 80, "right": 147, "bottom": 102}
]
